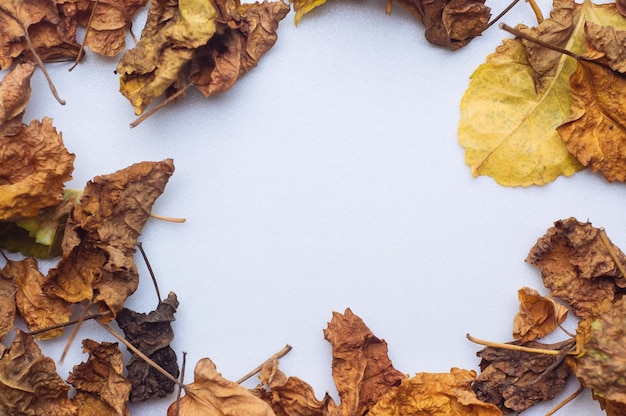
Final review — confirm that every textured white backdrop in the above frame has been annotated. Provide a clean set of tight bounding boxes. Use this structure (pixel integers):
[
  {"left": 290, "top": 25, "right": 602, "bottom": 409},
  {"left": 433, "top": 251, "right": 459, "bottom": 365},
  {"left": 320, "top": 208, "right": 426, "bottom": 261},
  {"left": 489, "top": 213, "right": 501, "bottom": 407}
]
[{"left": 17, "top": 0, "right": 623, "bottom": 414}]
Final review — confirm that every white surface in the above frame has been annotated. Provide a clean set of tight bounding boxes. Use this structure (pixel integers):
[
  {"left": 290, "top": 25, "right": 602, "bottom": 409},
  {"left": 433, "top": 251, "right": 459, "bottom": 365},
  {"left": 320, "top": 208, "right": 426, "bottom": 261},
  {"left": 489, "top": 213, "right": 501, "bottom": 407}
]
[{"left": 12, "top": 0, "right": 622, "bottom": 414}]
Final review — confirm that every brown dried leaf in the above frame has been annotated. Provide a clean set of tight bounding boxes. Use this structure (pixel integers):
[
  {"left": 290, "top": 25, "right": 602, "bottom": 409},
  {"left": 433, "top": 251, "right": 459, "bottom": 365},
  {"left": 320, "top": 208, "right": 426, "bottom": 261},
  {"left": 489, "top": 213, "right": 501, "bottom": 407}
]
[
  {"left": 324, "top": 308, "right": 406, "bottom": 416},
  {"left": 0, "top": 117, "right": 75, "bottom": 222},
  {"left": 0, "top": 0, "right": 80, "bottom": 69},
  {"left": 68, "top": 339, "right": 132, "bottom": 416},
  {"left": 0, "top": 60, "right": 35, "bottom": 135},
  {"left": 526, "top": 217, "right": 626, "bottom": 320},
  {"left": 513, "top": 286, "right": 568, "bottom": 342},
  {"left": 368, "top": 368, "right": 503, "bottom": 416},
  {"left": 0, "top": 267, "right": 16, "bottom": 341},
  {"left": 2, "top": 256, "right": 71, "bottom": 339},
  {"left": 473, "top": 339, "right": 573, "bottom": 413},
  {"left": 583, "top": 22, "right": 626, "bottom": 73},
  {"left": 255, "top": 359, "right": 338, "bottom": 416},
  {"left": 0, "top": 330, "right": 77, "bottom": 415},
  {"left": 394, "top": 0, "right": 491, "bottom": 50},
  {"left": 115, "top": 292, "right": 180, "bottom": 402},
  {"left": 167, "top": 357, "right": 275, "bottom": 416}
]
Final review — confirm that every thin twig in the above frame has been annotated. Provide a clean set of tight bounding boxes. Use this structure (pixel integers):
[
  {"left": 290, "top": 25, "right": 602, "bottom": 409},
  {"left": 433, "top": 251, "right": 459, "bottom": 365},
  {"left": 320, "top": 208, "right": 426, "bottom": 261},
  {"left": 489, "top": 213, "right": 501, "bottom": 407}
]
[
  {"left": 526, "top": 0, "right": 543, "bottom": 24},
  {"left": 69, "top": 0, "right": 99, "bottom": 71},
  {"left": 150, "top": 212, "right": 187, "bottom": 223},
  {"left": 137, "top": 242, "right": 161, "bottom": 304},
  {"left": 60, "top": 304, "right": 92, "bottom": 363},
  {"left": 487, "top": 0, "right": 521, "bottom": 29},
  {"left": 27, "top": 312, "right": 110, "bottom": 336},
  {"left": 130, "top": 83, "right": 192, "bottom": 128},
  {"left": 499, "top": 24, "right": 581, "bottom": 60},
  {"left": 466, "top": 334, "right": 574, "bottom": 356},
  {"left": 545, "top": 384, "right": 585, "bottom": 416},
  {"left": 21, "top": 28, "right": 65, "bottom": 104},
  {"left": 175, "top": 351, "right": 188, "bottom": 416},
  {"left": 98, "top": 320, "right": 184, "bottom": 388},
  {"left": 236, "top": 344, "right": 293, "bottom": 384}
]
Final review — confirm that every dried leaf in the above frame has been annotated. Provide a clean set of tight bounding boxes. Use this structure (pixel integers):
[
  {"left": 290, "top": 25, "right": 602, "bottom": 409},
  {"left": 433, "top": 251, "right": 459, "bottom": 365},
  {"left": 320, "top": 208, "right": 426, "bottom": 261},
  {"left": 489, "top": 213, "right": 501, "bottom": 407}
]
[
  {"left": 513, "top": 286, "right": 568, "bottom": 342},
  {"left": 45, "top": 159, "right": 174, "bottom": 319},
  {"left": 368, "top": 367, "right": 503, "bottom": 416},
  {"left": 324, "top": 308, "right": 406, "bottom": 416},
  {"left": 458, "top": 0, "right": 626, "bottom": 186},
  {"left": 0, "top": 60, "right": 35, "bottom": 135},
  {"left": 473, "top": 339, "right": 573, "bottom": 413},
  {"left": 115, "top": 292, "right": 180, "bottom": 402},
  {"left": 0, "top": 117, "right": 75, "bottom": 222},
  {"left": 0, "top": 268, "right": 16, "bottom": 341},
  {"left": 68, "top": 339, "right": 132, "bottom": 416},
  {"left": 2, "top": 256, "right": 71, "bottom": 339},
  {"left": 255, "top": 359, "right": 338, "bottom": 415},
  {"left": 526, "top": 217, "right": 626, "bottom": 319},
  {"left": 167, "top": 357, "right": 275, "bottom": 416},
  {"left": 394, "top": 0, "right": 491, "bottom": 50},
  {"left": 575, "top": 299, "right": 626, "bottom": 409},
  {"left": 0, "top": 330, "right": 76, "bottom": 415}
]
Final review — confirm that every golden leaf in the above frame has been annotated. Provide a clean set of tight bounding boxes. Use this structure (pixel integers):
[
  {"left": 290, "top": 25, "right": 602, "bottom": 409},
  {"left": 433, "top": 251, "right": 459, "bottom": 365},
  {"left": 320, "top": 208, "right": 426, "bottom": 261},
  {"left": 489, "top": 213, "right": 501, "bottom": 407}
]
[{"left": 513, "top": 286, "right": 568, "bottom": 342}]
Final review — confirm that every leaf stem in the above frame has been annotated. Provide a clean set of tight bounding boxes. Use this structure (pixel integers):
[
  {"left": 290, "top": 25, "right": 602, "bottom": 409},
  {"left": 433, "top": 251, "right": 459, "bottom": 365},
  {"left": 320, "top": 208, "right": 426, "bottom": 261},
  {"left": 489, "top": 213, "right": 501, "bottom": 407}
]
[
  {"left": 236, "top": 344, "right": 293, "bottom": 384},
  {"left": 150, "top": 212, "right": 187, "bottom": 223},
  {"left": 26, "top": 311, "right": 110, "bottom": 336},
  {"left": 466, "top": 333, "right": 572, "bottom": 355},
  {"left": 545, "top": 383, "right": 585, "bottom": 416},
  {"left": 69, "top": 0, "right": 99, "bottom": 71},
  {"left": 136, "top": 242, "right": 161, "bottom": 304},
  {"left": 487, "top": 0, "right": 521, "bottom": 30},
  {"left": 130, "top": 83, "right": 192, "bottom": 128},
  {"left": 174, "top": 351, "right": 187, "bottom": 416},
  {"left": 526, "top": 0, "right": 543, "bottom": 24},
  {"left": 499, "top": 23, "right": 581, "bottom": 60}
]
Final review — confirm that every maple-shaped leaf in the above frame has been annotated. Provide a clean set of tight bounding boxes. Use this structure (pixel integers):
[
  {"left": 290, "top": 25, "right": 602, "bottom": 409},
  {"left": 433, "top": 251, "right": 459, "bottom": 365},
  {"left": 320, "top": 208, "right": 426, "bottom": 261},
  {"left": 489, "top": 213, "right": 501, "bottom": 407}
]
[
  {"left": 68, "top": 339, "right": 132, "bottom": 416},
  {"left": 575, "top": 299, "right": 626, "bottom": 412},
  {"left": 367, "top": 367, "right": 503, "bottom": 416},
  {"left": 0, "top": 267, "right": 16, "bottom": 341},
  {"left": 115, "top": 291, "right": 180, "bottom": 402},
  {"left": 473, "top": 339, "right": 573, "bottom": 413},
  {"left": 2, "top": 256, "right": 71, "bottom": 339},
  {"left": 0, "top": 330, "right": 77, "bottom": 415},
  {"left": 45, "top": 159, "right": 175, "bottom": 319},
  {"left": 556, "top": 23, "right": 626, "bottom": 182},
  {"left": 458, "top": 0, "right": 626, "bottom": 186},
  {"left": 116, "top": 0, "right": 289, "bottom": 116},
  {"left": 0, "top": 117, "right": 75, "bottom": 222},
  {"left": 324, "top": 308, "right": 406, "bottom": 416},
  {"left": 167, "top": 357, "right": 275, "bottom": 416},
  {"left": 0, "top": 0, "right": 80, "bottom": 69},
  {"left": 255, "top": 358, "right": 338, "bottom": 415},
  {"left": 0, "top": 60, "right": 35, "bottom": 135},
  {"left": 59, "top": 0, "right": 149, "bottom": 56},
  {"left": 512, "top": 286, "right": 568, "bottom": 342},
  {"left": 526, "top": 217, "right": 626, "bottom": 320},
  {"left": 394, "top": 0, "right": 491, "bottom": 50}
]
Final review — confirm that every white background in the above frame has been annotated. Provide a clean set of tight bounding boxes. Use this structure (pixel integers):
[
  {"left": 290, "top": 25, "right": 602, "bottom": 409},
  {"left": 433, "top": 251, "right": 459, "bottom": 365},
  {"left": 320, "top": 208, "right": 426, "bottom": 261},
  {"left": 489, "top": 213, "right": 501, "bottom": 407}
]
[{"left": 11, "top": 0, "right": 625, "bottom": 414}]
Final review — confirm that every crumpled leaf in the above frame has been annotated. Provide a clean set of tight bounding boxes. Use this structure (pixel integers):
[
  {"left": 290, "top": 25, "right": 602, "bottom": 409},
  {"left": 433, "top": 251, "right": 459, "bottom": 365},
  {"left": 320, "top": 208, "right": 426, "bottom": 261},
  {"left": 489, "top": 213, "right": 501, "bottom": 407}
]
[
  {"left": 473, "top": 339, "right": 573, "bottom": 413},
  {"left": 255, "top": 358, "right": 338, "bottom": 415},
  {"left": 526, "top": 217, "right": 626, "bottom": 319},
  {"left": 0, "top": 267, "right": 16, "bottom": 341},
  {"left": 0, "top": 0, "right": 80, "bottom": 69},
  {"left": 167, "top": 357, "right": 275, "bottom": 416},
  {"left": 45, "top": 159, "right": 175, "bottom": 319},
  {"left": 60, "top": 0, "right": 149, "bottom": 56},
  {"left": 0, "top": 60, "right": 35, "bottom": 135},
  {"left": 0, "top": 117, "right": 75, "bottom": 222},
  {"left": 458, "top": 0, "right": 626, "bottom": 186},
  {"left": 2, "top": 256, "right": 71, "bottom": 339},
  {"left": 513, "top": 286, "right": 568, "bottom": 342},
  {"left": 575, "top": 299, "right": 626, "bottom": 410},
  {"left": 115, "top": 291, "right": 180, "bottom": 402},
  {"left": 0, "top": 330, "right": 77, "bottom": 415},
  {"left": 556, "top": 23, "right": 626, "bottom": 182},
  {"left": 367, "top": 367, "right": 503, "bottom": 416},
  {"left": 324, "top": 308, "right": 406, "bottom": 416},
  {"left": 116, "top": 0, "right": 289, "bottom": 116},
  {"left": 394, "top": 0, "right": 491, "bottom": 50},
  {"left": 68, "top": 339, "right": 132, "bottom": 416}
]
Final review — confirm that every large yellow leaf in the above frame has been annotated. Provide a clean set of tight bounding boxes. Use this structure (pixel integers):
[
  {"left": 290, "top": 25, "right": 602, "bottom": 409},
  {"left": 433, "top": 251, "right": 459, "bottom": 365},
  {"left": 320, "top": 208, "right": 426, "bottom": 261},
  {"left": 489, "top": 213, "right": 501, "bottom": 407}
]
[{"left": 458, "top": 0, "right": 626, "bottom": 187}]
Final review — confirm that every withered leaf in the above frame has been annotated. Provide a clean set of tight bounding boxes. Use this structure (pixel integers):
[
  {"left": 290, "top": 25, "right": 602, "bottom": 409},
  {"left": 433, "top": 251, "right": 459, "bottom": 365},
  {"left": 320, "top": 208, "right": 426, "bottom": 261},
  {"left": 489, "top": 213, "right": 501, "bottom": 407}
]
[
  {"left": 45, "top": 159, "right": 175, "bottom": 319},
  {"left": 2, "top": 256, "right": 71, "bottom": 339},
  {"left": 394, "top": 0, "right": 491, "bottom": 50},
  {"left": 68, "top": 339, "right": 132, "bottom": 416},
  {"left": 368, "top": 368, "right": 503, "bottom": 416},
  {"left": 0, "top": 117, "right": 75, "bottom": 222},
  {"left": 0, "top": 330, "right": 77, "bottom": 415},
  {"left": 0, "top": 0, "right": 80, "bottom": 69},
  {"left": 473, "top": 339, "right": 574, "bottom": 413},
  {"left": 167, "top": 357, "right": 275, "bottom": 416},
  {"left": 255, "top": 359, "right": 338, "bottom": 415},
  {"left": 526, "top": 217, "right": 626, "bottom": 319},
  {"left": 324, "top": 308, "right": 406, "bottom": 416},
  {"left": 0, "top": 60, "right": 35, "bottom": 136},
  {"left": 116, "top": 0, "right": 289, "bottom": 116},
  {"left": 115, "top": 291, "right": 180, "bottom": 402},
  {"left": 575, "top": 299, "right": 626, "bottom": 409},
  {"left": 513, "top": 286, "right": 568, "bottom": 342},
  {"left": 0, "top": 266, "right": 16, "bottom": 341}
]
